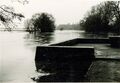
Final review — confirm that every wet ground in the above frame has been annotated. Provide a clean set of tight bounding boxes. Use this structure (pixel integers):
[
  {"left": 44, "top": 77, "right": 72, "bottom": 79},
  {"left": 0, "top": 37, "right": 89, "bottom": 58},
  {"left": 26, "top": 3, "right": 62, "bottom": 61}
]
[
  {"left": 75, "top": 44, "right": 120, "bottom": 58},
  {"left": 86, "top": 60, "right": 120, "bottom": 82},
  {"left": 75, "top": 44, "right": 120, "bottom": 82}
]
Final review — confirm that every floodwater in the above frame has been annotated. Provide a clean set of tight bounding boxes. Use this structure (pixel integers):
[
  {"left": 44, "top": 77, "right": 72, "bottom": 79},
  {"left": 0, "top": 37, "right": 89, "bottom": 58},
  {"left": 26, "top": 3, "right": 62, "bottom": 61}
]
[
  {"left": 0, "top": 30, "right": 89, "bottom": 83},
  {"left": 1, "top": 30, "right": 116, "bottom": 82}
]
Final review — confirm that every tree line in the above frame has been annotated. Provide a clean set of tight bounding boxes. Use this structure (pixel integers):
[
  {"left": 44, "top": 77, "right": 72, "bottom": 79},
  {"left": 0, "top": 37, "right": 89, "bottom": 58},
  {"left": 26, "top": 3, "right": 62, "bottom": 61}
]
[
  {"left": 1, "top": 0, "right": 120, "bottom": 33},
  {"left": 80, "top": 1, "right": 120, "bottom": 34},
  {"left": 57, "top": 23, "right": 81, "bottom": 30}
]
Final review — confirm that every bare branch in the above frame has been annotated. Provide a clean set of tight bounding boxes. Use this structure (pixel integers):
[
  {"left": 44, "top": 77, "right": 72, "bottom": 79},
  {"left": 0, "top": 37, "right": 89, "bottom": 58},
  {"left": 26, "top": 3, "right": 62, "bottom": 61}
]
[
  {"left": 11, "top": 0, "right": 29, "bottom": 5},
  {"left": 0, "top": 6, "right": 24, "bottom": 18},
  {"left": 0, "top": 5, "right": 25, "bottom": 30}
]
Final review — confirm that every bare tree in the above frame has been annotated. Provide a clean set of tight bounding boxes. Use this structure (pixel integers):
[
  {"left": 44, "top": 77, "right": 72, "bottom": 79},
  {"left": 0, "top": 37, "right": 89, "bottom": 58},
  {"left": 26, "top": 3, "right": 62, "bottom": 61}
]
[{"left": 0, "top": 0, "right": 28, "bottom": 31}]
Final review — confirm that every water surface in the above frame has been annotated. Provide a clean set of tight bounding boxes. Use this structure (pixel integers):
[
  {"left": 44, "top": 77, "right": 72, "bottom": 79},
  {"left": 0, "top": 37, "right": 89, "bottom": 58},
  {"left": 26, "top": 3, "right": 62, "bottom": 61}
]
[{"left": 0, "top": 30, "right": 86, "bottom": 82}]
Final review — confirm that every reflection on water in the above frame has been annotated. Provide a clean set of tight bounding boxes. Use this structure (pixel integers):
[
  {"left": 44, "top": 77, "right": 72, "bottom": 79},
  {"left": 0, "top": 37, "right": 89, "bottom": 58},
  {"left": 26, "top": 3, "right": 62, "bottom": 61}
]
[
  {"left": 24, "top": 30, "right": 84, "bottom": 45},
  {"left": 25, "top": 32, "right": 54, "bottom": 44},
  {"left": 0, "top": 30, "right": 114, "bottom": 82}
]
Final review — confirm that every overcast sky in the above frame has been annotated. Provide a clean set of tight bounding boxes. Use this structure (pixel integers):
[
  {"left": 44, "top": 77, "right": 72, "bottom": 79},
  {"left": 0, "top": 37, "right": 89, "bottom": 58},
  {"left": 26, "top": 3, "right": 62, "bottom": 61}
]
[{"left": 1, "top": 0, "right": 108, "bottom": 25}]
